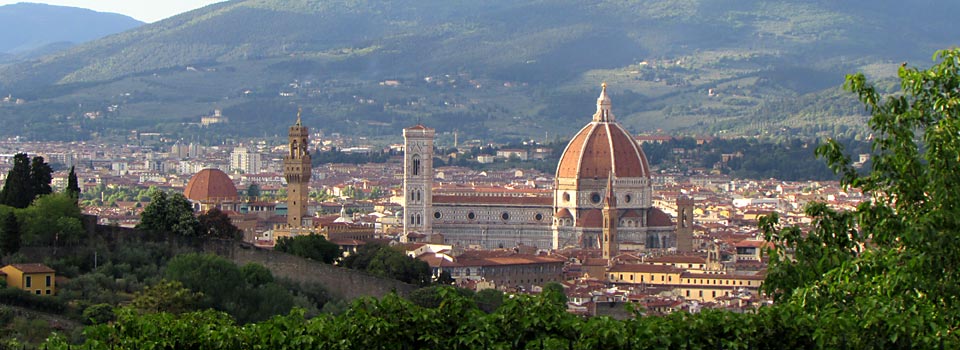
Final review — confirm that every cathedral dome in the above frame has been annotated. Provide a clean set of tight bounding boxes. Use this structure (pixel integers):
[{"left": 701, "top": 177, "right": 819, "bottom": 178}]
[
  {"left": 184, "top": 168, "right": 239, "bottom": 202},
  {"left": 556, "top": 84, "right": 650, "bottom": 180}
]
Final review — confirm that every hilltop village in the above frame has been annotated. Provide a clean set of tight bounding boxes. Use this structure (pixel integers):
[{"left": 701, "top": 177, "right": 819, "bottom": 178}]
[{"left": 0, "top": 86, "right": 862, "bottom": 316}]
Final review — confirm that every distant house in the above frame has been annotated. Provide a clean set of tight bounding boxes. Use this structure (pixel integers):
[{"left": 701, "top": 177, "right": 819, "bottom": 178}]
[
  {"left": 0, "top": 264, "right": 56, "bottom": 296},
  {"left": 496, "top": 149, "right": 528, "bottom": 161}
]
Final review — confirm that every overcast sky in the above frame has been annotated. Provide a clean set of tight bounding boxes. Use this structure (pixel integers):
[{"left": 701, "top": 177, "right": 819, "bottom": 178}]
[{"left": 0, "top": 1, "right": 226, "bottom": 23}]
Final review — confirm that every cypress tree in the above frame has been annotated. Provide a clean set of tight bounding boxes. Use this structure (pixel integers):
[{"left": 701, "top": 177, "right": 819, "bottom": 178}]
[
  {"left": 0, "top": 212, "right": 20, "bottom": 255},
  {"left": 0, "top": 153, "right": 34, "bottom": 208},
  {"left": 66, "top": 166, "right": 81, "bottom": 200},
  {"left": 30, "top": 156, "right": 53, "bottom": 197}
]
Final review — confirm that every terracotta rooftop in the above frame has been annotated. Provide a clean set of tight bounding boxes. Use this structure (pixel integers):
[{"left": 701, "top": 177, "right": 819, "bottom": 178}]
[
  {"left": 608, "top": 264, "right": 683, "bottom": 274},
  {"left": 647, "top": 207, "right": 673, "bottom": 227},
  {"left": 556, "top": 87, "right": 650, "bottom": 180},
  {"left": 577, "top": 209, "right": 603, "bottom": 228},
  {"left": 433, "top": 195, "right": 552, "bottom": 206},
  {"left": 7, "top": 263, "right": 55, "bottom": 274},
  {"left": 645, "top": 255, "right": 708, "bottom": 264},
  {"left": 184, "top": 168, "right": 238, "bottom": 202}
]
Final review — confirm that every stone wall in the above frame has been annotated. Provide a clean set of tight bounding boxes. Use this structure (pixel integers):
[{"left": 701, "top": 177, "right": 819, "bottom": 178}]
[
  {"left": 92, "top": 225, "right": 415, "bottom": 301},
  {"left": 201, "top": 239, "right": 416, "bottom": 300}
]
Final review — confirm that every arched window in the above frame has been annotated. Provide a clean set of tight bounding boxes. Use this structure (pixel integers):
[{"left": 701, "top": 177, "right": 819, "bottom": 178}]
[
  {"left": 417, "top": 191, "right": 421, "bottom": 201},
  {"left": 412, "top": 155, "right": 421, "bottom": 176},
  {"left": 410, "top": 215, "right": 415, "bottom": 225},
  {"left": 416, "top": 214, "right": 422, "bottom": 225}
]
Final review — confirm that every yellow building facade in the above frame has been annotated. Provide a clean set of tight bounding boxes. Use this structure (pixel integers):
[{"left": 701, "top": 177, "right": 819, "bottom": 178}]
[
  {"left": 607, "top": 264, "right": 763, "bottom": 302},
  {"left": 1, "top": 264, "right": 56, "bottom": 295}
]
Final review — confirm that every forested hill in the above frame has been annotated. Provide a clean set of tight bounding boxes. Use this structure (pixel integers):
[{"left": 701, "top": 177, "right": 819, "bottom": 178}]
[
  {"left": 0, "top": 3, "right": 142, "bottom": 61},
  {"left": 1, "top": 0, "right": 959, "bottom": 141}
]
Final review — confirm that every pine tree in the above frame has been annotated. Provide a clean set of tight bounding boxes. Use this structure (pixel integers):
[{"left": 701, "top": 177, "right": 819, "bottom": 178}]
[
  {"left": 66, "top": 166, "right": 81, "bottom": 200},
  {"left": 0, "top": 212, "right": 21, "bottom": 255},
  {"left": 0, "top": 153, "right": 34, "bottom": 208},
  {"left": 30, "top": 156, "right": 53, "bottom": 197}
]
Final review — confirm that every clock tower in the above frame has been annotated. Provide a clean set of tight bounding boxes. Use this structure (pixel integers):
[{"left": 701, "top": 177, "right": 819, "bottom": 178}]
[
  {"left": 402, "top": 124, "right": 435, "bottom": 240},
  {"left": 284, "top": 109, "right": 311, "bottom": 227}
]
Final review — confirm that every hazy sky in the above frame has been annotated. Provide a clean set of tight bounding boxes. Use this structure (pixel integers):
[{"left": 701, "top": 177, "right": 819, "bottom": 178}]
[{"left": 0, "top": 1, "right": 226, "bottom": 23}]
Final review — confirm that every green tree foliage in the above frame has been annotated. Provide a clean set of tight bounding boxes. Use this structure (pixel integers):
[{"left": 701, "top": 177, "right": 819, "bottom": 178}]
[
  {"left": 65, "top": 166, "right": 80, "bottom": 200},
  {"left": 760, "top": 49, "right": 960, "bottom": 348},
  {"left": 246, "top": 183, "right": 260, "bottom": 199},
  {"left": 406, "top": 285, "right": 475, "bottom": 309},
  {"left": 17, "top": 193, "right": 85, "bottom": 246},
  {"left": 29, "top": 156, "right": 52, "bottom": 197},
  {"left": 341, "top": 243, "right": 431, "bottom": 286},
  {"left": 0, "top": 153, "right": 34, "bottom": 208},
  {"left": 41, "top": 287, "right": 826, "bottom": 349},
  {"left": 274, "top": 234, "right": 341, "bottom": 264},
  {"left": 541, "top": 282, "right": 567, "bottom": 307},
  {"left": 0, "top": 212, "right": 20, "bottom": 255},
  {"left": 164, "top": 253, "right": 295, "bottom": 323},
  {"left": 0, "top": 154, "right": 55, "bottom": 209},
  {"left": 240, "top": 263, "right": 273, "bottom": 287},
  {"left": 197, "top": 207, "right": 242, "bottom": 240},
  {"left": 81, "top": 304, "right": 116, "bottom": 325},
  {"left": 474, "top": 288, "right": 504, "bottom": 313},
  {"left": 137, "top": 191, "right": 200, "bottom": 238},
  {"left": 130, "top": 280, "right": 202, "bottom": 315}
]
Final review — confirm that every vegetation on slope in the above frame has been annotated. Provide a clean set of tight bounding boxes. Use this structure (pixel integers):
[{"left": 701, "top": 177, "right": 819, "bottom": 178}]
[{"left": 2, "top": 0, "right": 960, "bottom": 140}]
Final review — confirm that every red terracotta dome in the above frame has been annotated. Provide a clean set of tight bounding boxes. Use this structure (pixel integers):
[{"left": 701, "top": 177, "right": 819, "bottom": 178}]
[
  {"left": 184, "top": 168, "right": 239, "bottom": 202},
  {"left": 556, "top": 84, "right": 650, "bottom": 179}
]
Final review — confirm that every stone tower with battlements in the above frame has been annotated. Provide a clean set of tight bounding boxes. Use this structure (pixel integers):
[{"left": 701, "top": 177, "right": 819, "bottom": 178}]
[{"left": 284, "top": 110, "right": 311, "bottom": 227}]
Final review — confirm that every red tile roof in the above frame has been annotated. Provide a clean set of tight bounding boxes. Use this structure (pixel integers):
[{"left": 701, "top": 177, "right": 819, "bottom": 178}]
[
  {"left": 647, "top": 207, "right": 673, "bottom": 227},
  {"left": 432, "top": 195, "right": 552, "bottom": 206},
  {"left": 7, "top": 263, "right": 55, "bottom": 274}
]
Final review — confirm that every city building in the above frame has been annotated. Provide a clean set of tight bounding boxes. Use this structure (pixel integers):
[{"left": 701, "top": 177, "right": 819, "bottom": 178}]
[
  {"left": 0, "top": 264, "right": 56, "bottom": 295},
  {"left": 230, "top": 146, "right": 262, "bottom": 174},
  {"left": 402, "top": 84, "right": 680, "bottom": 251},
  {"left": 285, "top": 110, "right": 312, "bottom": 228},
  {"left": 184, "top": 168, "right": 241, "bottom": 212}
]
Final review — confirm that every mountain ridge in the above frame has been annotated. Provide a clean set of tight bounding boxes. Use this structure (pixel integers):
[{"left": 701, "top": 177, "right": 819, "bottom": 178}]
[
  {"left": 0, "top": 0, "right": 958, "bottom": 141},
  {"left": 0, "top": 2, "right": 143, "bottom": 62}
]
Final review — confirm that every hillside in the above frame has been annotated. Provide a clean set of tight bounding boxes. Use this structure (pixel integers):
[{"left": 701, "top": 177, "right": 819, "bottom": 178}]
[
  {"left": 0, "top": 3, "right": 142, "bottom": 62},
  {"left": 0, "top": 0, "right": 958, "bottom": 141}
]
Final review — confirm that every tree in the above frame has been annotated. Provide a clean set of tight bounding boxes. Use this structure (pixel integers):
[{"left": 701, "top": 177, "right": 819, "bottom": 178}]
[
  {"left": 0, "top": 212, "right": 20, "bottom": 255},
  {"left": 81, "top": 304, "right": 116, "bottom": 325},
  {"left": 274, "top": 234, "right": 342, "bottom": 264},
  {"left": 240, "top": 263, "right": 273, "bottom": 287},
  {"left": 435, "top": 270, "right": 454, "bottom": 285},
  {"left": 165, "top": 253, "right": 296, "bottom": 324},
  {"left": 21, "top": 193, "right": 84, "bottom": 246},
  {"left": 198, "top": 207, "right": 242, "bottom": 240},
  {"left": 474, "top": 288, "right": 504, "bottom": 313},
  {"left": 761, "top": 49, "right": 960, "bottom": 347},
  {"left": 30, "top": 156, "right": 52, "bottom": 198},
  {"left": 0, "top": 153, "right": 33, "bottom": 208},
  {"left": 342, "top": 244, "right": 431, "bottom": 286},
  {"left": 541, "top": 282, "right": 567, "bottom": 307},
  {"left": 66, "top": 166, "right": 81, "bottom": 201},
  {"left": 247, "top": 183, "right": 260, "bottom": 199},
  {"left": 131, "top": 280, "right": 202, "bottom": 314},
  {"left": 137, "top": 191, "right": 200, "bottom": 238}
]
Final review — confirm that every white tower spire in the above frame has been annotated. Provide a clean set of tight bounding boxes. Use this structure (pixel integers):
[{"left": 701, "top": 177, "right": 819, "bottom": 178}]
[{"left": 593, "top": 82, "right": 614, "bottom": 122}]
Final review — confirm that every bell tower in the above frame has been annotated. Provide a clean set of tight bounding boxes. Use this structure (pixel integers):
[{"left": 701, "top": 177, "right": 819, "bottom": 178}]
[
  {"left": 402, "top": 124, "right": 435, "bottom": 241},
  {"left": 676, "top": 196, "right": 695, "bottom": 252},
  {"left": 601, "top": 173, "right": 619, "bottom": 260},
  {"left": 284, "top": 109, "right": 311, "bottom": 227}
]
